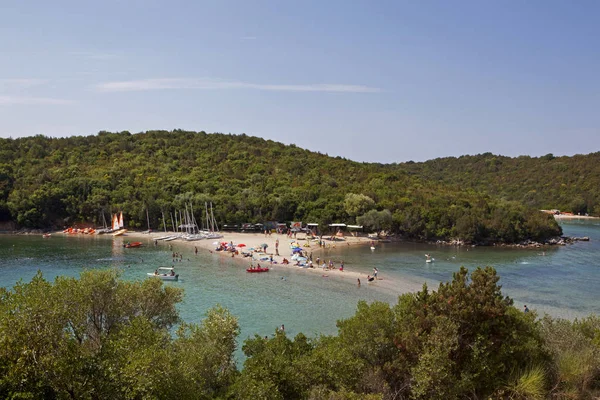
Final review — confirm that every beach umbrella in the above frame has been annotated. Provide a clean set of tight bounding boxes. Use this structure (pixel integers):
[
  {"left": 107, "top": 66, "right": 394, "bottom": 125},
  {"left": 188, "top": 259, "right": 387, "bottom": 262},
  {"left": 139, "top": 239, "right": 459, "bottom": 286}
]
[
  {"left": 260, "top": 243, "right": 268, "bottom": 248},
  {"left": 237, "top": 244, "right": 246, "bottom": 247}
]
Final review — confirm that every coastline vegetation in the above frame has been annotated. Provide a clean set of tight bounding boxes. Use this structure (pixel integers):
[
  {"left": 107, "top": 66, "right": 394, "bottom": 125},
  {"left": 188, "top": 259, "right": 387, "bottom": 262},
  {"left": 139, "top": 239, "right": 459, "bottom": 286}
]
[
  {"left": 1, "top": 268, "right": 599, "bottom": 399},
  {"left": 0, "top": 130, "right": 571, "bottom": 244}
]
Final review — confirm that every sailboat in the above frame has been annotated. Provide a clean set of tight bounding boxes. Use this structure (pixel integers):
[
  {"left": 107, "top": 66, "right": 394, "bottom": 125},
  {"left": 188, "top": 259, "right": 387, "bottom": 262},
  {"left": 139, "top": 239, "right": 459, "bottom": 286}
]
[
  {"left": 203, "top": 202, "right": 223, "bottom": 239},
  {"left": 182, "top": 203, "right": 204, "bottom": 241},
  {"left": 96, "top": 212, "right": 112, "bottom": 234},
  {"left": 112, "top": 212, "right": 127, "bottom": 236}
]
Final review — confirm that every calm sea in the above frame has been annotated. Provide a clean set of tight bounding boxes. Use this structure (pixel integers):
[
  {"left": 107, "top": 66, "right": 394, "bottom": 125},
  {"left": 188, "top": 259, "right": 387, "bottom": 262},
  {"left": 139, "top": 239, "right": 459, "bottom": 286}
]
[{"left": 1, "top": 220, "right": 599, "bottom": 345}]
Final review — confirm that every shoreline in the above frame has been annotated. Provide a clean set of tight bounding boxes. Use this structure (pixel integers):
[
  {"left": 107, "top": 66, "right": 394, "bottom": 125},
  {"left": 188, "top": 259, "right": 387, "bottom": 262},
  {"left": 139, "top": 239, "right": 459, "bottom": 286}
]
[
  {"left": 554, "top": 214, "right": 600, "bottom": 220},
  {"left": 12, "top": 229, "right": 598, "bottom": 320},
  {"left": 83, "top": 230, "right": 415, "bottom": 298}
]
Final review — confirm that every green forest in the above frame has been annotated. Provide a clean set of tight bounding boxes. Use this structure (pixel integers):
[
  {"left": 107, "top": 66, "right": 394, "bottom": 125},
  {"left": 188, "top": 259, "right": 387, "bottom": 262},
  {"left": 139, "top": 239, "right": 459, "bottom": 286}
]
[
  {"left": 2, "top": 268, "right": 600, "bottom": 399},
  {"left": 2, "top": 130, "right": 596, "bottom": 244}
]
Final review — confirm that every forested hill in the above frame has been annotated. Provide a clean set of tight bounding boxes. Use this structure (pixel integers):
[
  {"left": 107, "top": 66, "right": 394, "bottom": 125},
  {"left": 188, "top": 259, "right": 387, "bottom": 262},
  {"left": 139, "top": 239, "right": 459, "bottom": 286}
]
[
  {"left": 0, "top": 130, "right": 564, "bottom": 244},
  {"left": 398, "top": 152, "right": 600, "bottom": 216}
]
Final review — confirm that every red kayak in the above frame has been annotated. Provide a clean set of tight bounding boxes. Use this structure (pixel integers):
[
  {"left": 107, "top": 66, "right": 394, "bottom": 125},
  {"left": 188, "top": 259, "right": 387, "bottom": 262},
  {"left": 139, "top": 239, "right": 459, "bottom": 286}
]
[
  {"left": 246, "top": 267, "right": 269, "bottom": 273},
  {"left": 124, "top": 242, "right": 143, "bottom": 248}
]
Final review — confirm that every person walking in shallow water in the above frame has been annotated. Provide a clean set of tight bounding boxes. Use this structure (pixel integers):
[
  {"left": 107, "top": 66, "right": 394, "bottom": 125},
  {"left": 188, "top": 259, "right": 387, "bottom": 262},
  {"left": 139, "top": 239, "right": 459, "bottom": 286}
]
[{"left": 524, "top": 305, "right": 529, "bottom": 313}]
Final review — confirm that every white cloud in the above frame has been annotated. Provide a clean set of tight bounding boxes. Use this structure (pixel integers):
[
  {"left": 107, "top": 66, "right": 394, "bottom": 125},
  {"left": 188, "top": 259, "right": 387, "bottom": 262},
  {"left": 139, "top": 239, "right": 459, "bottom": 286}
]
[
  {"left": 94, "top": 78, "right": 381, "bottom": 93},
  {"left": 0, "top": 96, "right": 73, "bottom": 106}
]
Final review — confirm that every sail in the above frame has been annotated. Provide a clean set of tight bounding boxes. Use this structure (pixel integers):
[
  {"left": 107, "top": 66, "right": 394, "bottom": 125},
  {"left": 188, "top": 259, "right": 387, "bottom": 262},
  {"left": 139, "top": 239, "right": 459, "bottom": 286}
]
[
  {"left": 112, "top": 214, "right": 119, "bottom": 231},
  {"left": 119, "top": 212, "right": 124, "bottom": 229}
]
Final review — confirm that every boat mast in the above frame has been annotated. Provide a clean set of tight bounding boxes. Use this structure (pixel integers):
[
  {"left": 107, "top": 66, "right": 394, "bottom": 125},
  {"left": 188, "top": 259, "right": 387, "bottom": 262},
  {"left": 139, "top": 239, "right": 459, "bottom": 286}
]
[
  {"left": 210, "top": 202, "right": 219, "bottom": 232},
  {"left": 189, "top": 202, "right": 198, "bottom": 234},
  {"left": 205, "top": 202, "right": 210, "bottom": 232},
  {"left": 179, "top": 210, "right": 183, "bottom": 234},
  {"left": 146, "top": 206, "right": 151, "bottom": 232},
  {"left": 184, "top": 204, "right": 190, "bottom": 235}
]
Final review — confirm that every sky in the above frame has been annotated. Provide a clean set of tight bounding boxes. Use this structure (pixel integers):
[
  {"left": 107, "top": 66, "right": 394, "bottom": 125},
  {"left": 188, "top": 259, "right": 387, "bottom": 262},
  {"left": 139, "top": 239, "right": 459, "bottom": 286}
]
[{"left": 0, "top": 0, "right": 598, "bottom": 163}]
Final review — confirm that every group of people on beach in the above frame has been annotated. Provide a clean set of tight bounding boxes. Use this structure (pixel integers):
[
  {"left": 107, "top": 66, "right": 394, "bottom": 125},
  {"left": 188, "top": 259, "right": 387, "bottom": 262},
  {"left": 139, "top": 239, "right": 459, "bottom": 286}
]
[{"left": 172, "top": 252, "right": 185, "bottom": 262}]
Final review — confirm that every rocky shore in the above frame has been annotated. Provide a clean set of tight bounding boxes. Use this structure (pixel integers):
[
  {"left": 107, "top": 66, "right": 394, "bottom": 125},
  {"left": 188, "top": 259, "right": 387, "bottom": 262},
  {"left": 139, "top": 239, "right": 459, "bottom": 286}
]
[{"left": 431, "top": 236, "right": 590, "bottom": 248}]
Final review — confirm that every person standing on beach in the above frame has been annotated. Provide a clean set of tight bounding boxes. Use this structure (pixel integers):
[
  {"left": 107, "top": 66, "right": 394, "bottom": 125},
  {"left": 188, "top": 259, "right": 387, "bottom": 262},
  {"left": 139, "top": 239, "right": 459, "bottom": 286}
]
[{"left": 275, "top": 239, "right": 279, "bottom": 256}]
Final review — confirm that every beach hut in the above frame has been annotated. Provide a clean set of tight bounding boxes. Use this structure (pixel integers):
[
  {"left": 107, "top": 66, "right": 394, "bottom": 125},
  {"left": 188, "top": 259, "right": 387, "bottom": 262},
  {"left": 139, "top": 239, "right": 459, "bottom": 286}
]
[
  {"left": 306, "top": 222, "right": 319, "bottom": 236},
  {"left": 346, "top": 224, "right": 364, "bottom": 237},
  {"left": 328, "top": 223, "right": 347, "bottom": 240}
]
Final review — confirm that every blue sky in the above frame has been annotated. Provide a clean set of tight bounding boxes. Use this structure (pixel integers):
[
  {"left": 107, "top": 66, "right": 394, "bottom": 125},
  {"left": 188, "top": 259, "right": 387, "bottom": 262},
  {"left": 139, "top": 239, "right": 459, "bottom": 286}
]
[{"left": 0, "top": 0, "right": 598, "bottom": 163}]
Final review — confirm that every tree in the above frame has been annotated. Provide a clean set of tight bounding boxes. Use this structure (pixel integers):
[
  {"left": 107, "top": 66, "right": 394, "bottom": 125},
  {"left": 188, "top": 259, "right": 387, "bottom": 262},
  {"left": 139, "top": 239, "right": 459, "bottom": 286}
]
[
  {"left": 356, "top": 209, "right": 392, "bottom": 232},
  {"left": 393, "top": 267, "right": 548, "bottom": 398},
  {"left": 0, "top": 270, "right": 240, "bottom": 399},
  {"left": 343, "top": 193, "right": 375, "bottom": 218}
]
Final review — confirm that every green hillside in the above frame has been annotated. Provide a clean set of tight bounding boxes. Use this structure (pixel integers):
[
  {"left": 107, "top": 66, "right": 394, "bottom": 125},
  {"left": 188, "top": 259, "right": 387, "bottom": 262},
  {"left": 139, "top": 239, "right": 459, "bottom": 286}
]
[
  {"left": 0, "top": 130, "right": 563, "bottom": 244},
  {"left": 400, "top": 152, "right": 600, "bottom": 215}
]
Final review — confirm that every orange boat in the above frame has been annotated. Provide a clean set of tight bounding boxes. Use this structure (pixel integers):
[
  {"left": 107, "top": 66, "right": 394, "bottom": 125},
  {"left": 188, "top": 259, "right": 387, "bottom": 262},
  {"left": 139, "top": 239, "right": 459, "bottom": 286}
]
[
  {"left": 246, "top": 266, "right": 269, "bottom": 273},
  {"left": 124, "top": 241, "right": 143, "bottom": 248}
]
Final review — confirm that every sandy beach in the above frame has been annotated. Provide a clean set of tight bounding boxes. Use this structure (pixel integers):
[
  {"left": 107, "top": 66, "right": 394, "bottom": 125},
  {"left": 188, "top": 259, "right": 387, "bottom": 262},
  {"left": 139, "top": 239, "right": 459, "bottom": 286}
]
[
  {"left": 553, "top": 214, "right": 600, "bottom": 220},
  {"left": 115, "top": 230, "right": 414, "bottom": 297}
]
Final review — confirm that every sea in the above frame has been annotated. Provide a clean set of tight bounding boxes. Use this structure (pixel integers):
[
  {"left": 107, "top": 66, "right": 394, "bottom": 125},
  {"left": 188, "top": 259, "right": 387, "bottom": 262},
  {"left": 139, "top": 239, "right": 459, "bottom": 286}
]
[{"left": 1, "top": 219, "right": 599, "bottom": 352}]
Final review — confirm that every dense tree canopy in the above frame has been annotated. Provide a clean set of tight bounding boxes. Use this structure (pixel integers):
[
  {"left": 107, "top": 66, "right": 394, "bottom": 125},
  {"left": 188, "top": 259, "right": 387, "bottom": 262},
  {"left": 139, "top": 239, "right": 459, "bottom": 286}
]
[
  {"left": 0, "top": 131, "right": 569, "bottom": 243},
  {"left": 2, "top": 268, "right": 599, "bottom": 399}
]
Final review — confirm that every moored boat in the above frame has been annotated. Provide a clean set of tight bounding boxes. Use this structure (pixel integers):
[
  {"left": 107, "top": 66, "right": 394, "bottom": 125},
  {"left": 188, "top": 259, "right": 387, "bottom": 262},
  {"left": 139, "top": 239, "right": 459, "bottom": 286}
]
[
  {"left": 124, "top": 241, "right": 143, "bottom": 248},
  {"left": 246, "top": 266, "right": 269, "bottom": 273}
]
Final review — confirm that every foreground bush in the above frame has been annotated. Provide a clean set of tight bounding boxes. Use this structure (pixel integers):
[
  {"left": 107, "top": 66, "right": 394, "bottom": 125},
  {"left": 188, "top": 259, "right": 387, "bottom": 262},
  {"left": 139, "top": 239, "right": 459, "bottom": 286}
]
[{"left": 1, "top": 268, "right": 599, "bottom": 399}]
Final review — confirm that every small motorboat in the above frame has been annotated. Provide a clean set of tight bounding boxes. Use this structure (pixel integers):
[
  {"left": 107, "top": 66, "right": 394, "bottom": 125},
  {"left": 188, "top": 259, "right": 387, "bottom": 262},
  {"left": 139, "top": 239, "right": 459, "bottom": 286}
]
[
  {"left": 124, "top": 241, "right": 143, "bottom": 248},
  {"left": 246, "top": 266, "right": 269, "bottom": 273},
  {"left": 147, "top": 267, "right": 179, "bottom": 281}
]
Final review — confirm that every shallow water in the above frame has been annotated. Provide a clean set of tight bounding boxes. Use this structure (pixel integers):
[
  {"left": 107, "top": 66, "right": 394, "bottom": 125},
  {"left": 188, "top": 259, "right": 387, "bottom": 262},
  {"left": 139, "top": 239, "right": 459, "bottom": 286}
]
[{"left": 1, "top": 220, "right": 598, "bottom": 346}]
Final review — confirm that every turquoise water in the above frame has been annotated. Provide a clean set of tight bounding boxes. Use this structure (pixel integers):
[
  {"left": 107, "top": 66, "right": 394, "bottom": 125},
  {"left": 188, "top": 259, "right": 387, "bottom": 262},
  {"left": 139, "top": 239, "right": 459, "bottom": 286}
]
[
  {"left": 0, "top": 234, "right": 394, "bottom": 344},
  {"left": 1, "top": 220, "right": 599, "bottom": 346}
]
